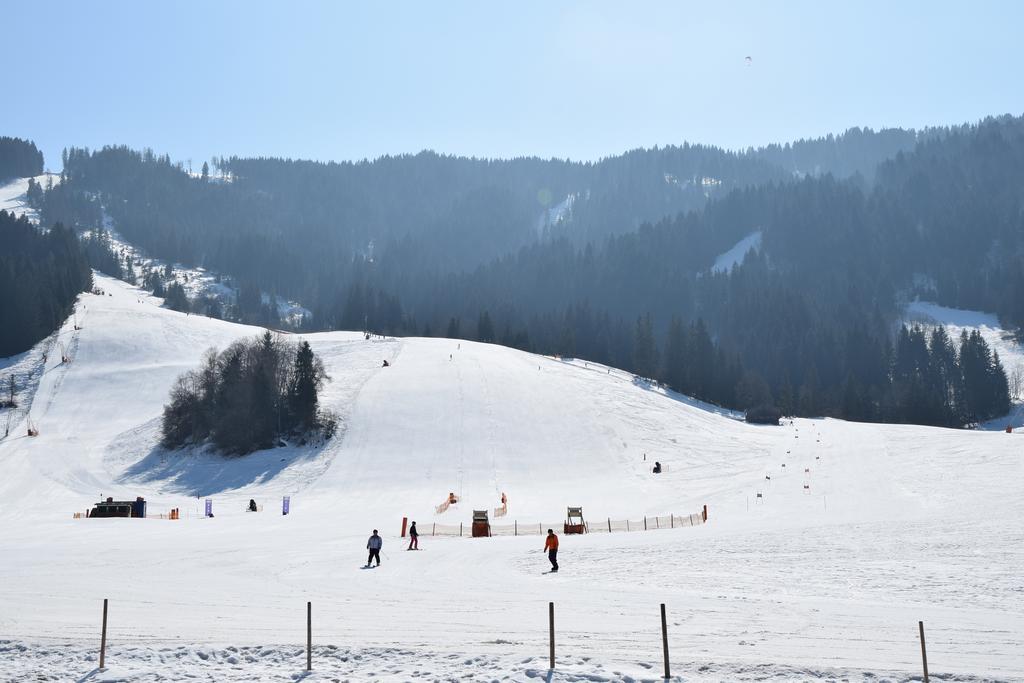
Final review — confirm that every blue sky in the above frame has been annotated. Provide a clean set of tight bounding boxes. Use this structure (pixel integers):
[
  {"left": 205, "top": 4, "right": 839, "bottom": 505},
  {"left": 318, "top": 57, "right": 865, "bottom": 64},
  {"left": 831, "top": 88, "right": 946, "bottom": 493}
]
[{"left": 4, "top": 1, "right": 1023, "bottom": 170}]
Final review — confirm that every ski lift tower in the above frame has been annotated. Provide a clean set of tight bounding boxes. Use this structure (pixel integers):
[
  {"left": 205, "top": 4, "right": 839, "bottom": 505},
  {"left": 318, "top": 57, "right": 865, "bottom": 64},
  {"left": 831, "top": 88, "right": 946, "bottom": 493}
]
[{"left": 564, "top": 506, "right": 586, "bottom": 534}]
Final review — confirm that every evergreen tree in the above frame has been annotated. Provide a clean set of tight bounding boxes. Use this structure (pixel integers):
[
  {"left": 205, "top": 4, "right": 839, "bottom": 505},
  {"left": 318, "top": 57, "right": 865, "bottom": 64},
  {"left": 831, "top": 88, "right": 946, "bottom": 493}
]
[
  {"left": 161, "top": 334, "right": 330, "bottom": 455},
  {"left": 661, "top": 317, "right": 687, "bottom": 393},
  {"left": 164, "top": 282, "right": 190, "bottom": 312},
  {"left": 249, "top": 331, "right": 280, "bottom": 449},
  {"left": 736, "top": 370, "right": 773, "bottom": 410},
  {"left": 477, "top": 310, "right": 495, "bottom": 343},
  {"left": 632, "top": 314, "right": 658, "bottom": 379},
  {"left": 289, "top": 340, "right": 323, "bottom": 429}
]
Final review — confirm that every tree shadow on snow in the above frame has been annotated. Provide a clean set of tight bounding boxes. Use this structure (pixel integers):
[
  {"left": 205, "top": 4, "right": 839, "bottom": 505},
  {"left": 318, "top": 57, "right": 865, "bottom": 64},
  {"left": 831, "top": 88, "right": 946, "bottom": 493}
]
[
  {"left": 630, "top": 375, "right": 744, "bottom": 420},
  {"left": 116, "top": 438, "right": 332, "bottom": 497}
]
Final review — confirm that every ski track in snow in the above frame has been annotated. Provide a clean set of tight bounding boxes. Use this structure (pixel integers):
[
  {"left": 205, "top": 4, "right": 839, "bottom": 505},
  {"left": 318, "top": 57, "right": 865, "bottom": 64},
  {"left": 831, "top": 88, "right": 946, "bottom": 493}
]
[{"left": 0, "top": 274, "right": 1022, "bottom": 681}]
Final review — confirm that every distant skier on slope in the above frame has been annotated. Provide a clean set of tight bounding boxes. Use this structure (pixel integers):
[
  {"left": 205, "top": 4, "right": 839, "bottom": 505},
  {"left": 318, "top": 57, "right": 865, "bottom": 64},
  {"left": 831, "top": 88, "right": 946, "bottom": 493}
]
[
  {"left": 366, "top": 529, "right": 383, "bottom": 567},
  {"left": 407, "top": 521, "right": 419, "bottom": 550},
  {"left": 544, "top": 529, "right": 559, "bottom": 572},
  {"left": 248, "top": 498, "right": 257, "bottom": 512}
]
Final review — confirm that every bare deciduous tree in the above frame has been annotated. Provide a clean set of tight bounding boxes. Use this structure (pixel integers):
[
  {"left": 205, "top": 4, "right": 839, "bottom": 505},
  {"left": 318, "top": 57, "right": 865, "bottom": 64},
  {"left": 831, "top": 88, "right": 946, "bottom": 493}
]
[{"left": 1009, "top": 363, "right": 1024, "bottom": 402}]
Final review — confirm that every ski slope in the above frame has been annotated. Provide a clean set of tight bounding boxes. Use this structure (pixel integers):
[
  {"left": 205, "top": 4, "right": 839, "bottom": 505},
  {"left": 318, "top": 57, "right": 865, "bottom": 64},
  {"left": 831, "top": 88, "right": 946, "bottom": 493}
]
[
  {"left": 711, "top": 230, "right": 762, "bottom": 274},
  {"left": 0, "top": 274, "right": 1022, "bottom": 681},
  {"left": 0, "top": 173, "right": 55, "bottom": 223},
  {"left": 906, "top": 299, "right": 1024, "bottom": 430}
]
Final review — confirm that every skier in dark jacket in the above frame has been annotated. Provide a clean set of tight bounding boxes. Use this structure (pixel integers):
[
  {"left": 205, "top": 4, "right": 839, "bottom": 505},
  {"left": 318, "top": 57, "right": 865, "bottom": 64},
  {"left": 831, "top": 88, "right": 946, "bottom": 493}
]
[
  {"left": 366, "top": 530, "right": 383, "bottom": 566},
  {"left": 407, "top": 521, "right": 419, "bottom": 550},
  {"left": 248, "top": 499, "right": 257, "bottom": 512}
]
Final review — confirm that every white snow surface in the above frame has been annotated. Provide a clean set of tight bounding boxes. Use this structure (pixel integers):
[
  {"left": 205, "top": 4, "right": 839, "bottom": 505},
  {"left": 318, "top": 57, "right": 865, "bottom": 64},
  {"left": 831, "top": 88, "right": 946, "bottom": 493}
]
[
  {"left": 711, "top": 230, "right": 762, "bottom": 274},
  {"left": 0, "top": 274, "right": 1022, "bottom": 681},
  {"left": 0, "top": 173, "right": 58, "bottom": 223}
]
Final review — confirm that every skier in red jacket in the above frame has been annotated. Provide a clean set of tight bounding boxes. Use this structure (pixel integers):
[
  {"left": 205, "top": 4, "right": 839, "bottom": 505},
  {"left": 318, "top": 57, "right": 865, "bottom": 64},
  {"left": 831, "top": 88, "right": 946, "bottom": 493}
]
[{"left": 544, "top": 529, "right": 559, "bottom": 572}]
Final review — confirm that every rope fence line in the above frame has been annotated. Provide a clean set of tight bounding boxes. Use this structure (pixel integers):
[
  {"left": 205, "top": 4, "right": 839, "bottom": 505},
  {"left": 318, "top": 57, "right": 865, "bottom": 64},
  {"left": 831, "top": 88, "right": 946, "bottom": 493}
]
[
  {"left": 80, "top": 597, "right": 936, "bottom": 680},
  {"left": 424, "top": 509, "right": 706, "bottom": 538}
]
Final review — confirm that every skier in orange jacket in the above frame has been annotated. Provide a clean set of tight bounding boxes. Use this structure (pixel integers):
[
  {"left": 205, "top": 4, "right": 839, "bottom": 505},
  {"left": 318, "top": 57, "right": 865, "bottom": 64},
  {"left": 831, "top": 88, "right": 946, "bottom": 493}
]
[{"left": 544, "top": 529, "right": 559, "bottom": 572}]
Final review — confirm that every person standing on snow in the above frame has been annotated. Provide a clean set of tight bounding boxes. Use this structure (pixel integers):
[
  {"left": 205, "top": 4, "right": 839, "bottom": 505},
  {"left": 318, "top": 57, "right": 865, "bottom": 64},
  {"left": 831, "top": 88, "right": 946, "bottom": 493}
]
[
  {"left": 407, "top": 521, "right": 419, "bottom": 550},
  {"left": 544, "top": 529, "right": 559, "bottom": 572},
  {"left": 366, "top": 529, "right": 383, "bottom": 567}
]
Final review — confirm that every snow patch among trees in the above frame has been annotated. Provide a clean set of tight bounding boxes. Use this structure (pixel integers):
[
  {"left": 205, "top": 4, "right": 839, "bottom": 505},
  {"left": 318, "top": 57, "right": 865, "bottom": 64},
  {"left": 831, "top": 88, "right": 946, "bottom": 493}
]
[{"left": 711, "top": 230, "right": 762, "bottom": 273}]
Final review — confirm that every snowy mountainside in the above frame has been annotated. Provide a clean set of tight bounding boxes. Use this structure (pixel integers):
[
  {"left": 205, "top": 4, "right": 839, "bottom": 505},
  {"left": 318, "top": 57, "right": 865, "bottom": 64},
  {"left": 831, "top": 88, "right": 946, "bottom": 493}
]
[
  {"left": 0, "top": 173, "right": 311, "bottom": 326},
  {"left": 0, "top": 173, "right": 57, "bottom": 222},
  {"left": 0, "top": 273, "right": 1021, "bottom": 680},
  {"left": 711, "top": 229, "right": 762, "bottom": 273},
  {"left": 906, "top": 299, "right": 1024, "bottom": 429}
]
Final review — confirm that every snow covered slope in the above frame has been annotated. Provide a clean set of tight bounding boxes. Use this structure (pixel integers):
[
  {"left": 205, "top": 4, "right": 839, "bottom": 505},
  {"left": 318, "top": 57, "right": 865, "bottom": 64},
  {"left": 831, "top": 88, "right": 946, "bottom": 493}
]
[
  {"left": 1, "top": 274, "right": 1022, "bottom": 681},
  {"left": 0, "top": 173, "right": 56, "bottom": 222},
  {"left": 906, "top": 300, "right": 1024, "bottom": 429},
  {"left": 711, "top": 230, "right": 762, "bottom": 273}
]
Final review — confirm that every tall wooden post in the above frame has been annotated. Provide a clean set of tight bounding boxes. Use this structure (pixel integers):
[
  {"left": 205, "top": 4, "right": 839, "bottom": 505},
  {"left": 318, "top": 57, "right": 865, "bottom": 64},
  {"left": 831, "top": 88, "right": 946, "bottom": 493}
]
[
  {"left": 99, "top": 598, "right": 108, "bottom": 669},
  {"left": 401, "top": 517, "right": 408, "bottom": 538},
  {"left": 919, "top": 621, "right": 929, "bottom": 683},
  {"left": 548, "top": 601, "right": 555, "bottom": 669},
  {"left": 306, "top": 601, "right": 312, "bottom": 671},
  {"left": 660, "top": 603, "right": 670, "bottom": 679}
]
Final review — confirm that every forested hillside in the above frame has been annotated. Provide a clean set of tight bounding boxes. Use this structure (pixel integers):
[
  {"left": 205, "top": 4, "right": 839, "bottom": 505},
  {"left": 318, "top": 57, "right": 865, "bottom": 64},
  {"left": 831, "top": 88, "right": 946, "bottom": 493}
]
[
  {"left": 0, "top": 211, "right": 91, "bottom": 357},
  {"left": 25, "top": 118, "right": 1024, "bottom": 425},
  {"left": 39, "top": 127, "right": 916, "bottom": 319},
  {"left": 0, "top": 137, "right": 44, "bottom": 180}
]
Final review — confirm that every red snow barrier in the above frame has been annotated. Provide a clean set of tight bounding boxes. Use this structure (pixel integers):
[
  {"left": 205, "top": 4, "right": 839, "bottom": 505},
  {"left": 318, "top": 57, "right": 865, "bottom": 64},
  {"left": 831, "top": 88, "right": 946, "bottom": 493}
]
[{"left": 423, "top": 509, "right": 707, "bottom": 538}]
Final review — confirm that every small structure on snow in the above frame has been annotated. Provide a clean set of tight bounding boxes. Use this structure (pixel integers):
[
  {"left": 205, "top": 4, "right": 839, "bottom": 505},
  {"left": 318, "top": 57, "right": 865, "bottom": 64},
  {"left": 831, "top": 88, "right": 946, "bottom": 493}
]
[
  {"left": 472, "top": 509, "right": 490, "bottom": 537},
  {"left": 90, "top": 496, "right": 147, "bottom": 518},
  {"left": 564, "top": 507, "right": 585, "bottom": 534}
]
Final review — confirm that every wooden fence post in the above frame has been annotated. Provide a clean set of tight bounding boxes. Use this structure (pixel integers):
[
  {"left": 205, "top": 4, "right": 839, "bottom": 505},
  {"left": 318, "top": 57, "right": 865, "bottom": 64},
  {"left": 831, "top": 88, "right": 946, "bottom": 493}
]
[
  {"left": 919, "top": 621, "right": 929, "bottom": 683},
  {"left": 660, "top": 603, "right": 670, "bottom": 679},
  {"left": 514, "top": 520, "right": 517, "bottom": 536},
  {"left": 99, "top": 598, "right": 108, "bottom": 669},
  {"left": 549, "top": 602, "right": 555, "bottom": 669},
  {"left": 306, "top": 601, "right": 312, "bottom": 671},
  {"left": 644, "top": 516, "right": 648, "bottom": 530},
  {"left": 607, "top": 518, "right": 611, "bottom": 532},
  {"left": 401, "top": 517, "right": 408, "bottom": 538}
]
